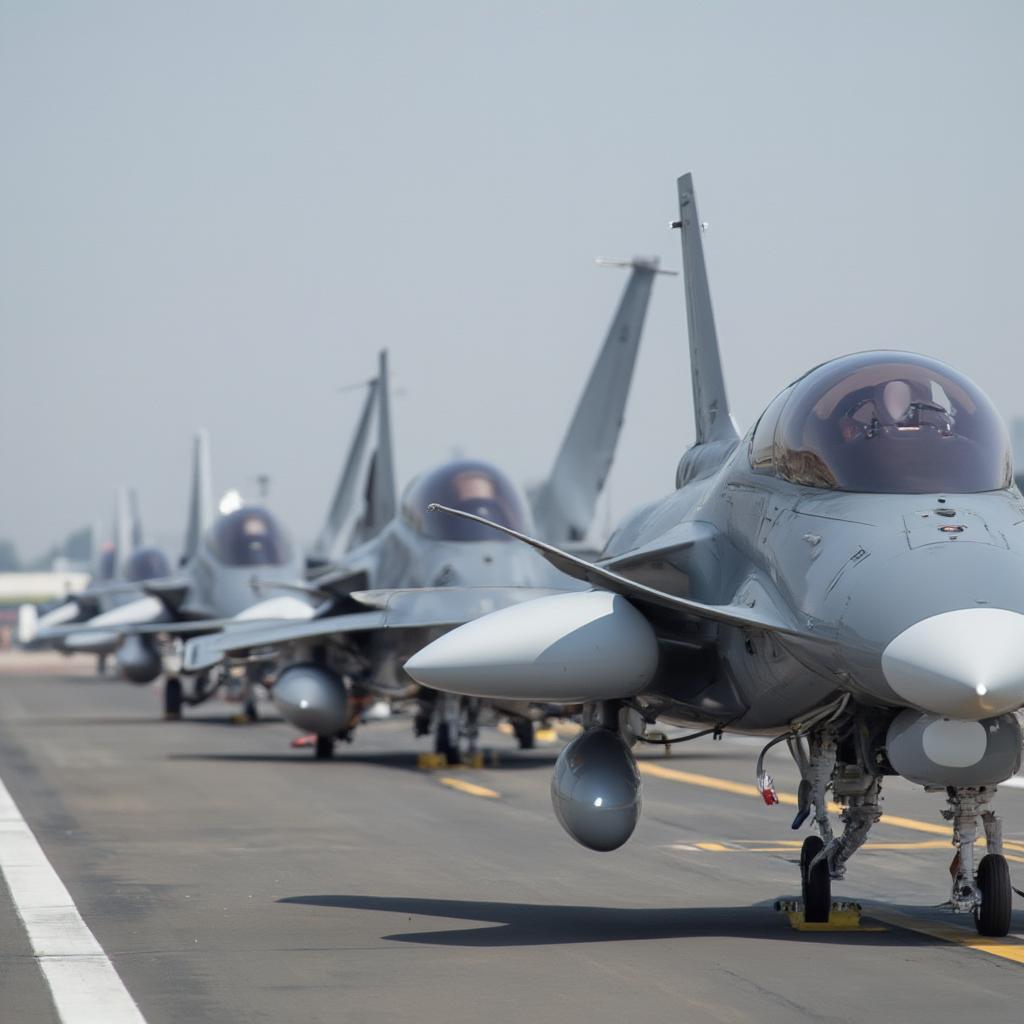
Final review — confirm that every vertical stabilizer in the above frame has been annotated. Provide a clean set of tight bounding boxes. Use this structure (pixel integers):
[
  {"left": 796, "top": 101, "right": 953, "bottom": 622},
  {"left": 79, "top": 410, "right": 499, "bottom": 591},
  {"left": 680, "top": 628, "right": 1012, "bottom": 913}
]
[
  {"left": 365, "top": 350, "right": 397, "bottom": 535},
  {"left": 530, "top": 258, "right": 665, "bottom": 544},
  {"left": 675, "top": 174, "right": 739, "bottom": 445},
  {"left": 181, "top": 429, "right": 213, "bottom": 565},
  {"left": 310, "top": 378, "right": 379, "bottom": 561},
  {"left": 128, "top": 488, "right": 144, "bottom": 549},
  {"left": 112, "top": 486, "right": 132, "bottom": 578}
]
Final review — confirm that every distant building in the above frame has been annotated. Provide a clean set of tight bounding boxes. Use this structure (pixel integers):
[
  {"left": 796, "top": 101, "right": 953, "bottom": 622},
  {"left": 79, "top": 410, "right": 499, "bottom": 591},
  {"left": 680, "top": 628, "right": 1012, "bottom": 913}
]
[{"left": 0, "top": 571, "right": 90, "bottom": 649}]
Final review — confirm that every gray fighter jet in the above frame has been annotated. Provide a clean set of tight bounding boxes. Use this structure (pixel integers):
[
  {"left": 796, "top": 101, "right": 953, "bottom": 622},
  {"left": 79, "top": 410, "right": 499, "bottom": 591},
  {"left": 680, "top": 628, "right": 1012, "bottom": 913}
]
[
  {"left": 404, "top": 173, "right": 1024, "bottom": 937},
  {"left": 21, "top": 486, "right": 171, "bottom": 672},
  {"left": 36, "top": 429, "right": 344, "bottom": 718},
  {"left": 42, "top": 389, "right": 393, "bottom": 712},
  {"left": 183, "top": 259, "right": 667, "bottom": 758}
]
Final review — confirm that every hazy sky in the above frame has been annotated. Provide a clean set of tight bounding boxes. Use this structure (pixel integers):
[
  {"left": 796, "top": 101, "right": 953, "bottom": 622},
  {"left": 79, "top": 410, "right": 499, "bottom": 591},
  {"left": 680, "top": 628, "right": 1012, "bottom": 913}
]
[{"left": 3, "top": 2, "right": 1023, "bottom": 558}]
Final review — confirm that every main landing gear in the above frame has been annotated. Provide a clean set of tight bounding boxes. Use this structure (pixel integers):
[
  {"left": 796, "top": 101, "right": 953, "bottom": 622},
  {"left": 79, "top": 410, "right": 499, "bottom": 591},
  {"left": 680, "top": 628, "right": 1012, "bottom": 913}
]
[
  {"left": 789, "top": 721, "right": 1013, "bottom": 936},
  {"left": 431, "top": 693, "right": 480, "bottom": 765},
  {"left": 512, "top": 717, "right": 535, "bottom": 750}
]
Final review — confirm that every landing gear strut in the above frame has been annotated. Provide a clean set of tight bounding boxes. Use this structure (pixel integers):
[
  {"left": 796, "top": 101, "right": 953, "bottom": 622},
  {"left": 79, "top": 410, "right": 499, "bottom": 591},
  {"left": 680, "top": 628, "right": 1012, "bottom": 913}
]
[
  {"left": 513, "top": 718, "right": 535, "bottom": 750},
  {"left": 435, "top": 693, "right": 462, "bottom": 764},
  {"left": 432, "top": 694, "right": 480, "bottom": 764},
  {"left": 788, "top": 722, "right": 883, "bottom": 919},
  {"left": 164, "top": 677, "right": 183, "bottom": 719},
  {"left": 788, "top": 719, "right": 1015, "bottom": 937},
  {"left": 945, "top": 786, "right": 1011, "bottom": 936}
]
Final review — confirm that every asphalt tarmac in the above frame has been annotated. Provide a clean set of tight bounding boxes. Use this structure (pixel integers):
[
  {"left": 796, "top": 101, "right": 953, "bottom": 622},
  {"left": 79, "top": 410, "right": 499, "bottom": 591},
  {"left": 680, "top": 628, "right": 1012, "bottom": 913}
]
[{"left": 3, "top": 651, "right": 1024, "bottom": 1024}]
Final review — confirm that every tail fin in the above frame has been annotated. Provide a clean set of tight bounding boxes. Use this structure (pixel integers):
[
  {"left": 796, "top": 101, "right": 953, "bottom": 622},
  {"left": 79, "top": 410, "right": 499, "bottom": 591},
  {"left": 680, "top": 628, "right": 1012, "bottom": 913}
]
[
  {"left": 112, "top": 485, "right": 132, "bottom": 578},
  {"left": 181, "top": 429, "right": 213, "bottom": 565},
  {"left": 530, "top": 258, "right": 666, "bottom": 544},
  {"left": 675, "top": 174, "right": 739, "bottom": 445},
  {"left": 364, "top": 350, "right": 397, "bottom": 536},
  {"left": 128, "top": 487, "right": 144, "bottom": 549},
  {"left": 310, "top": 377, "right": 379, "bottom": 561}
]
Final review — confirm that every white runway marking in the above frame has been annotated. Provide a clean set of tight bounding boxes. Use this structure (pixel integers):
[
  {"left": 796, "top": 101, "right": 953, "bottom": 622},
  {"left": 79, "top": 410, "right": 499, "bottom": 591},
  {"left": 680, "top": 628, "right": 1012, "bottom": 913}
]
[{"left": 0, "top": 773, "right": 146, "bottom": 1024}]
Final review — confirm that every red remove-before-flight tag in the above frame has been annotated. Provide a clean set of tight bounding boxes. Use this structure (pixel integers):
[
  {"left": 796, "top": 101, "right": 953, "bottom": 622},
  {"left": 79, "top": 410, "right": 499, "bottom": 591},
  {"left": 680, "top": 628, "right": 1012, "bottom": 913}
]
[{"left": 757, "top": 772, "right": 779, "bottom": 806}]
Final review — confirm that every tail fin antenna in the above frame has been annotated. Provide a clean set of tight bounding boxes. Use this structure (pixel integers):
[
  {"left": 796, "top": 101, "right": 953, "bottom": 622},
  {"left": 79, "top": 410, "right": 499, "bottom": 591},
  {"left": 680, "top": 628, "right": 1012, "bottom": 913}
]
[
  {"left": 365, "top": 350, "right": 398, "bottom": 534},
  {"left": 112, "top": 485, "right": 132, "bottom": 578},
  {"left": 530, "top": 257, "right": 667, "bottom": 544},
  {"left": 674, "top": 174, "right": 739, "bottom": 445},
  {"left": 128, "top": 487, "right": 144, "bottom": 549},
  {"left": 181, "top": 429, "right": 213, "bottom": 565},
  {"left": 311, "top": 378, "right": 379, "bottom": 561}
]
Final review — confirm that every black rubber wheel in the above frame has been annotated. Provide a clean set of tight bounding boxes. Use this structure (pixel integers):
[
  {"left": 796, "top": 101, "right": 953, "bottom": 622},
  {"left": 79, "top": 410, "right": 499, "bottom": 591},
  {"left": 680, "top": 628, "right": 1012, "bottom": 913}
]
[
  {"left": 435, "top": 719, "right": 461, "bottom": 765},
  {"left": 314, "top": 735, "right": 334, "bottom": 760},
  {"left": 513, "top": 718, "right": 535, "bottom": 750},
  {"left": 800, "top": 835, "right": 831, "bottom": 923},
  {"left": 164, "top": 677, "right": 183, "bottom": 719},
  {"left": 975, "top": 853, "right": 1012, "bottom": 937},
  {"left": 243, "top": 695, "right": 259, "bottom": 721}
]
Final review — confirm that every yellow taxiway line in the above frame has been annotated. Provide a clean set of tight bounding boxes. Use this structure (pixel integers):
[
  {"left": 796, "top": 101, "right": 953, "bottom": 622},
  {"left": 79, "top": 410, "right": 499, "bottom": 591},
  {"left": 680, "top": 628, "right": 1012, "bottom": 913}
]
[
  {"left": 438, "top": 777, "right": 500, "bottom": 799},
  {"left": 868, "top": 908, "right": 1024, "bottom": 965},
  {"left": 642, "top": 760, "right": 1024, "bottom": 963},
  {"left": 692, "top": 839, "right": 953, "bottom": 853}
]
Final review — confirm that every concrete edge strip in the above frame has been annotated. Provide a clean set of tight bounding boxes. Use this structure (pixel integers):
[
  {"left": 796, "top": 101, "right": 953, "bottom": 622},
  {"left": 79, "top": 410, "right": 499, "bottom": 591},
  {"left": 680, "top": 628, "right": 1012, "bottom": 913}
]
[{"left": 0, "top": 774, "right": 146, "bottom": 1023}]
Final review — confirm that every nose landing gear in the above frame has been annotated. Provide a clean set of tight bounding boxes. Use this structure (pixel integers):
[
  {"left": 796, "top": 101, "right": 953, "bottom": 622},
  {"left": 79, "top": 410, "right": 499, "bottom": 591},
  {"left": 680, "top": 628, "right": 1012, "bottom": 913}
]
[{"left": 945, "top": 787, "right": 1012, "bottom": 937}]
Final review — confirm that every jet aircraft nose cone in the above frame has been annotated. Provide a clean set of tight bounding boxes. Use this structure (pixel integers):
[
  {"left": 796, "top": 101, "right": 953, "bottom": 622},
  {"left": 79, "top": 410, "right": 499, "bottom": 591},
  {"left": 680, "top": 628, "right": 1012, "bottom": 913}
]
[{"left": 882, "top": 608, "right": 1024, "bottom": 719}]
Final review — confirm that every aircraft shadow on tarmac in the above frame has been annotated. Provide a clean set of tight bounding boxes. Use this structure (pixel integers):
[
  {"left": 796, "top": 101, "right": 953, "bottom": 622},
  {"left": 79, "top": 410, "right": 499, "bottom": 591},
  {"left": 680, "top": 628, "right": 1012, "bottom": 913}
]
[
  {"left": 165, "top": 748, "right": 563, "bottom": 772},
  {"left": 165, "top": 747, "right": 744, "bottom": 772},
  {"left": 277, "top": 895, "right": 987, "bottom": 948}
]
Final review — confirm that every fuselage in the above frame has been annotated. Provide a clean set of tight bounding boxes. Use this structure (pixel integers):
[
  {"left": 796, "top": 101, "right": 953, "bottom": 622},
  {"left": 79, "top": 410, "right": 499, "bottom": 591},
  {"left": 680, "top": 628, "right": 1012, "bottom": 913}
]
[
  {"left": 604, "top": 347, "right": 1024, "bottom": 733},
  {"left": 608, "top": 440, "right": 1024, "bottom": 732}
]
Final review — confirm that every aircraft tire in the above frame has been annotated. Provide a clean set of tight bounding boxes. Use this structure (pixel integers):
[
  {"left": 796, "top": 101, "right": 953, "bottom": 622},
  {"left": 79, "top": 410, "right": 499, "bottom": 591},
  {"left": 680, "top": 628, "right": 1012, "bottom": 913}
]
[
  {"left": 243, "top": 695, "right": 259, "bottom": 722},
  {"left": 800, "top": 835, "right": 831, "bottom": 923},
  {"left": 435, "top": 720, "right": 461, "bottom": 765},
  {"left": 975, "top": 853, "right": 1012, "bottom": 937},
  {"left": 164, "top": 677, "right": 183, "bottom": 720},
  {"left": 513, "top": 718, "right": 535, "bottom": 750},
  {"left": 314, "top": 736, "right": 334, "bottom": 760}
]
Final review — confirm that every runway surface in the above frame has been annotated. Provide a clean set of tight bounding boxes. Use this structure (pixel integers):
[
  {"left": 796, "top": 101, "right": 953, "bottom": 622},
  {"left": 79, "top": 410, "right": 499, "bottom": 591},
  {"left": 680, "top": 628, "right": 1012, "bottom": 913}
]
[{"left": 2, "top": 652, "right": 1024, "bottom": 1024}]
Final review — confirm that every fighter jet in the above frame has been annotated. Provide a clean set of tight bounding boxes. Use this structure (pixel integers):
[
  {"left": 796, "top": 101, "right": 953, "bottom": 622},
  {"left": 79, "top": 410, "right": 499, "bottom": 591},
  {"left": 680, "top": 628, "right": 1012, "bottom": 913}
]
[
  {"left": 403, "top": 173, "right": 1024, "bottom": 938},
  {"left": 20, "top": 486, "right": 171, "bottom": 672},
  {"left": 35, "top": 426, "right": 363, "bottom": 718},
  {"left": 183, "top": 259, "right": 668, "bottom": 758}
]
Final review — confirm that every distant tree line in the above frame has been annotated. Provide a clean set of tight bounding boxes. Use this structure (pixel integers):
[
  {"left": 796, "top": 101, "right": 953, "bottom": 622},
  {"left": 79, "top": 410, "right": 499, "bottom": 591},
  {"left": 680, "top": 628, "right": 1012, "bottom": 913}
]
[{"left": 0, "top": 525, "right": 94, "bottom": 573}]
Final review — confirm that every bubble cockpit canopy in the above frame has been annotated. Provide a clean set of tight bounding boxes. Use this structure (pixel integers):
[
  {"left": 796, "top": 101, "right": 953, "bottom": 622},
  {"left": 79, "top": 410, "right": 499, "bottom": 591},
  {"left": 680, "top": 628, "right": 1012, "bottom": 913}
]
[
  {"left": 749, "top": 352, "right": 1012, "bottom": 494},
  {"left": 208, "top": 507, "right": 293, "bottom": 566},
  {"left": 402, "top": 460, "right": 528, "bottom": 541},
  {"left": 124, "top": 547, "right": 171, "bottom": 582},
  {"left": 96, "top": 545, "right": 117, "bottom": 581}
]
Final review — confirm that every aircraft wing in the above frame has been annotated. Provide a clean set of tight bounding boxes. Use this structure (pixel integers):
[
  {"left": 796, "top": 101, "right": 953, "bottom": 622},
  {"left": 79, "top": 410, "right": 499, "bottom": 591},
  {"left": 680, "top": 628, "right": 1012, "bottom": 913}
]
[
  {"left": 183, "top": 586, "right": 565, "bottom": 673},
  {"left": 426, "top": 504, "right": 828, "bottom": 641},
  {"left": 36, "top": 595, "right": 168, "bottom": 644}
]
